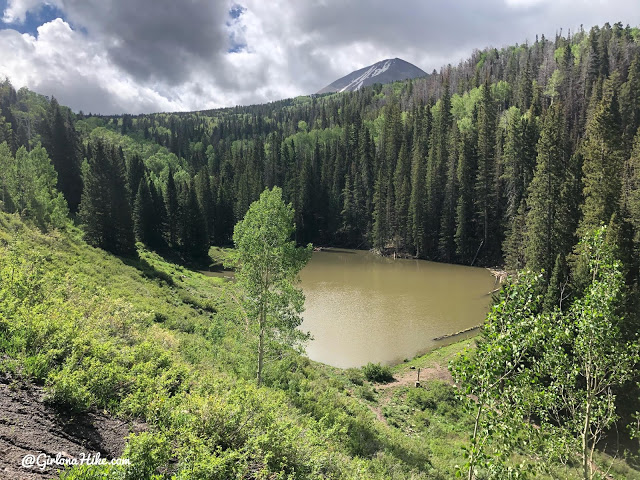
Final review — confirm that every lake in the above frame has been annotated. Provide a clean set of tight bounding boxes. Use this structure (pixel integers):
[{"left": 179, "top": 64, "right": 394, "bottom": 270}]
[{"left": 299, "top": 249, "right": 495, "bottom": 368}]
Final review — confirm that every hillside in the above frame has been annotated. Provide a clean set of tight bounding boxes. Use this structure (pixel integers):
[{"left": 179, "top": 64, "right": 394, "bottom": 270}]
[
  {"left": 2, "top": 213, "right": 638, "bottom": 479},
  {"left": 1, "top": 20, "right": 640, "bottom": 478}
]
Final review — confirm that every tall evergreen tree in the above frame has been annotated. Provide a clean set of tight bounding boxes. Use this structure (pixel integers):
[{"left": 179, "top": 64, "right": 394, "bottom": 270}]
[
  {"left": 426, "top": 78, "right": 452, "bottom": 257},
  {"left": 393, "top": 141, "right": 411, "bottom": 250},
  {"left": 475, "top": 79, "right": 497, "bottom": 261},
  {"left": 579, "top": 73, "right": 624, "bottom": 237},
  {"left": 439, "top": 123, "right": 460, "bottom": 262},
  {"left": 181, "top": 182, "right": 209, "bottom": 258},
  {"left": 42, "top": 98, "right": 82, "bottom": 212},
  {"left": 195, "top": 166, "right": 215, "bottom": 243},
  {"left": 79, "top": 141, "right": 135, "bottom": 255},
  {"left": 524, "top": 103, "right": 571, "bottom": 276},
  {"left": 455, "top": 129, "right": 478, "bottom": 264},
  {"left": 166, "top": 168, "right": 179, "bottom": 247},
  {"left": 133, "top": 178, "right": 155, "bottom": 245},
  {"left": 408, "top": 107, "right": 429, "bottom": 257}
]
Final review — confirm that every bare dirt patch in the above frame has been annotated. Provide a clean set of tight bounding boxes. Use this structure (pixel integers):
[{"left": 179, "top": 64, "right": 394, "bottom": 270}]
[
  {"left": 375, "top": 364, "right": 453, "bottom": 391},
  {"left": 0, "top": 374, "right": 145, "bottom": 479}
]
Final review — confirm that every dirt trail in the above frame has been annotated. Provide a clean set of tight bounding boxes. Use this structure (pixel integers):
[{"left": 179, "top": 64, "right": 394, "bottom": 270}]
[
  {"left": 367, "top": 363, "right": 453, "bottom": 426},
  {"left": 0, "top": 374, "right": 144, "bottom": 479},
  {"left": 375, "top": 364, "right": 452, "bottom": 391}
]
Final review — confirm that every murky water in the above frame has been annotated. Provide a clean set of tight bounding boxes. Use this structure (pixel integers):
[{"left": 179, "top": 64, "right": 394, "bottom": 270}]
[{"left": 299, "top": 249, "right": 495, "bottom": 368}]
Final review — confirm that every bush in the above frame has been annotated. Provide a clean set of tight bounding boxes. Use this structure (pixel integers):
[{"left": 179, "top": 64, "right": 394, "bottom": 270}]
[
  {"left": 345, "top": 367, "right": 365, "bottom": 386},
  {"left": 362, "top": 363, "right": 394, "bottom": 383},
  {"left": 406, "top": 381, "right": 458, "bottom": 412}
]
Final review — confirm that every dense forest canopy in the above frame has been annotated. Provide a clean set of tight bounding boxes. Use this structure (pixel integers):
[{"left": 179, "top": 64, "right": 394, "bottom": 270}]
[{"left": 1, "top": 22, "right": 640, "bottom": 288}]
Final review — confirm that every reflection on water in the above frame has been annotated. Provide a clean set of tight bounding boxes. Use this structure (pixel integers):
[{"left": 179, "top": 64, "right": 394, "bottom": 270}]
[{"left": 299, "top": 249, "right": 495, "bottom": 368}]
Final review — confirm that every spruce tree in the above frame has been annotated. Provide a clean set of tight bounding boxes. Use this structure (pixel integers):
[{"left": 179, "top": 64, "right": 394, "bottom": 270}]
[
  {"left": 133, "top": 178, "right": 154, "bottom": 245},
  {"left": 393, "top": 141, "right": 411, "bottom": 250},
  {"left": 426, "top": 79, "right": 451, "bottom": 257},
  {"left": 181, "top": 182, "right": 209, "bottom": 258},
  {"left": 579, "top": 73, "right": 624, "bottom": 237},
  {"left": 166, "top": 168, "right": 179, "bottom": 247},
  {"left": 43, "top": 99, "right": 82, "bottom": 212},
  {"left": 194, "top": 166, "right": 214, "bottom": 243},
  {"left": 455, "top": 130, "right": 478, "bottom": 264},
  {"left": 79, "top": 141, "right": 135, "bottom": 255},
  {"left": 439, "top": 123, "right": 460, "bottom": 262},
  {"left": 475, "top": 79, "right": 497, "bottom": 262},
  {"left": 109, "top": 147, "right": 136, "bottom": 255},
  {"left": 408, "top": 109, "right": 428, "bottom": 257},
  {"left": 543, "top": 253, "right": 570, "bottom": 312},
  {"left": 126, "top": 154, "right": 145, "bottom": 205},
  {"left": 524, "top": 103, "right": 570, "bottom": 276}
]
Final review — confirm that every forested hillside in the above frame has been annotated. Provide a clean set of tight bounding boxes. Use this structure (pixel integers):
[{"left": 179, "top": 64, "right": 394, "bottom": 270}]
[
  {"left": 2, "top": 24, "right": 640, "bottom": 270},
  {"left": 1, "top": 21, "right": 640, "bottom": 479}
]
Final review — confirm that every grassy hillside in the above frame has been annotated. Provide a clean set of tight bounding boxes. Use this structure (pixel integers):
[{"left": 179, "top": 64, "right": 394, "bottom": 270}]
[
  {"left": 1, "top": 213, "right": 638, "bottom": 479},
  {"left": 0, "top": 212, "right": 435, "bottom": 479}
]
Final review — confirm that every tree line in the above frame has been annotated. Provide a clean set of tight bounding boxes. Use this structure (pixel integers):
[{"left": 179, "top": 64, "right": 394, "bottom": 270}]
[{"left": 1, "top": 23, "right": 640, "bottom": 288}]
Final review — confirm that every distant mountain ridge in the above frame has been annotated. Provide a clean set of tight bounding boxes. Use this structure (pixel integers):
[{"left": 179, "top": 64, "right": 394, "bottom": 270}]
[{"left": 316, "top": 58, "right": 426, "bottom": 94}]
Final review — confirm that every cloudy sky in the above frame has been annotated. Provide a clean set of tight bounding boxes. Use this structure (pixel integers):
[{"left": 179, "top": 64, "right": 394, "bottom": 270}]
[{"left": 0, "top": 0, "right": 639, "bottom": 115}]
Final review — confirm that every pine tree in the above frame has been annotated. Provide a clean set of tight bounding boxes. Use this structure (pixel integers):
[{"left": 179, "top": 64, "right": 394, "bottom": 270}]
[
  {"left": 372, "top": 169, "right": 387, "bottom": 250},
  {"left": 109, "top": 147, "right": 136, "bottom": 255},
  {"left": 621, "top": 53, "right": 640, "bottom": 155},
  {"left": 579, "top": 73, "right": 624, "bottom": 237},
  {"left": 475, "top": 79, "right": 497, "bottom": 262},
  {"left": 524, "top": 103, "right": 571, "bottom": 276},
  {"left": 408, "top": 108, "right": 429, "bottom": 257},
  {"left": 181, "top": 182, "right": 209, "bottom": 258},
  {"left": 455, "top": 130, "right": 478, "bottom": 264},
  {"left": 439, "top": 123, "right": 460, "bottom": 262},
  {"left": 126, "top": 154, "right": 146, "bottom": 205},
  {"left": 79, "top": 141, "right": 135, "bottom": 255},
  {"left": 503, "top": 199, "right": 527, "bottom": 270},
  {"left": 149, "top": 180, "right": 167, "bottom": 248},
  {"left": 133, "top": 178, "right": 155, "bottom": 245},
  {"left": 42, "top": 99, "right": 82, "bottom": 212},
  {"left": 166, "top": 168, "right": 179, "bottom": 247},
  {"left": 426, "top": 79, "right": 451, "bottom": 257},
  {"left": 194, "top": 166, "right": 214, "bottom": 243},
  {"left": 393, "top": 141, "right": 411, "bottom": 251},
  {"left": 543, "top": 253, "right": 570, "bottom": 312}
]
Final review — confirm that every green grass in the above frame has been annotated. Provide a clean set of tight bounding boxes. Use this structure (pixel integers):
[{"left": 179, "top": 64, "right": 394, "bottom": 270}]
[{"left": 0, "top": 212, "right": 638, "bottom": 479}]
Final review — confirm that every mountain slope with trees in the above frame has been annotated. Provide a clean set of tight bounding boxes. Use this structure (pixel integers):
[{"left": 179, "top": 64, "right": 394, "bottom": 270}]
[{"left": 1, "top": 20, "right": 640, "bottom": 478}]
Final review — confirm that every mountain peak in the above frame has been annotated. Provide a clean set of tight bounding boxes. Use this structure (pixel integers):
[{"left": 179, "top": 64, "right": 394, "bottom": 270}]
[{"left": 316, "top": 58, "right": 426, "bottom": 94}]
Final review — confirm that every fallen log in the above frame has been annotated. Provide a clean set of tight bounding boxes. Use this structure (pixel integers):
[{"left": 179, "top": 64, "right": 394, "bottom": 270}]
[{"left": 433, "top": 324, "right": 481, "bottom": 341}]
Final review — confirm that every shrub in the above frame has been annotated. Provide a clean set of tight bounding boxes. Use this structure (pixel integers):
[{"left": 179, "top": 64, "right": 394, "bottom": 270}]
[
  {"left": 362, "top": 362, "right": 394, "bottom": 383},
  {"left": 406, "top": 381, "right": 458, "bottom": 412},
  {"left": 346, "top": 367, "right": 365, "bottom": 386}
]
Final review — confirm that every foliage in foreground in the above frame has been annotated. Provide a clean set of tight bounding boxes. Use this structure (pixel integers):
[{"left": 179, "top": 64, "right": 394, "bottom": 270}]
[
  {"left": 0, "top": 213, "right": 438, "bottom": 479},
  {"left": 227, "top": 186, "right": 312, "bottom": 386},
  {"left": 451, "top": 227, "right": 640, "bottom": 480}
]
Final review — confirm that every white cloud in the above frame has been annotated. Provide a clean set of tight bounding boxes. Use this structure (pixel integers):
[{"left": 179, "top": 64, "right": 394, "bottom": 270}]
[
  {"left": 2, "top": 0, "right": 58, "bottom": 23},
  {"left": 0, "top": 18, "right": 184, "bottom": 113}
]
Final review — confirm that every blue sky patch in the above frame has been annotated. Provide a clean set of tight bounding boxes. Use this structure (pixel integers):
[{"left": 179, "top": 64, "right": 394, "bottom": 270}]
[
  {"left": 229, "top": 4, "right": 246, "bottom": 20},
  {"left": 0, "top": 1, "right": 68, "bottom": 36},
  {"left": 227, "top": 4, "right": 247, "bottom": 53}
]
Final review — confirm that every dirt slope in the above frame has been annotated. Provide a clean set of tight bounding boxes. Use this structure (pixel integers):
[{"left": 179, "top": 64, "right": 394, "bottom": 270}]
[{"left": 0, "top": 374, "right": 144, "bottom": 479}]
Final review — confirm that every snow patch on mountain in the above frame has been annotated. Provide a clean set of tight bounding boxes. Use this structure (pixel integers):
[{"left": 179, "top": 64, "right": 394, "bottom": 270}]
[
  {"left": 316, "top": 58, "right": 427, "bottom": 95},
  {"left": 338, "top": 59, "right": 393, "bottom": 92}
]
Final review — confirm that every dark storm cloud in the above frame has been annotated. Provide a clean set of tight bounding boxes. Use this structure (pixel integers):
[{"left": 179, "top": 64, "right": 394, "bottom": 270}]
[{"left": 60, "top": 0, "right": 231, "bottom": 85}]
